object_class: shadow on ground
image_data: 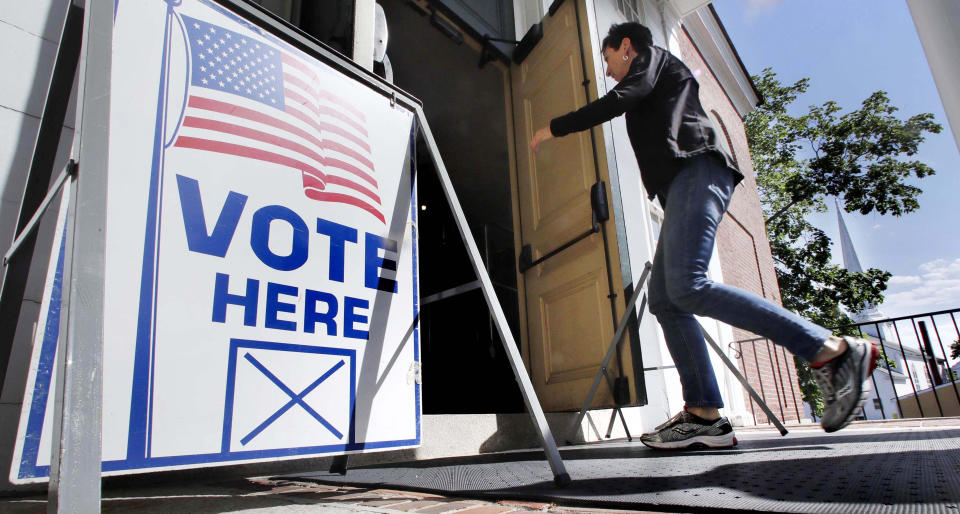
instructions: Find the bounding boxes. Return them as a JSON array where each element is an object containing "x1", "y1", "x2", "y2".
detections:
[{"x1": 291, "y1": 428, "x2": 960, "y2": 512}]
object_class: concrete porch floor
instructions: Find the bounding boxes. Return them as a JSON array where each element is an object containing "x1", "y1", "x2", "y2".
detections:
[{"x1": 2, "y1": 418, "x2": 959, "y2": 513}]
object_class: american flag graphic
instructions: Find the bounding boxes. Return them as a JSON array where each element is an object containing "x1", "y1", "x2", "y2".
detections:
[{"x1": 174, "y1": 15, "x2": 384, "y2": 223}]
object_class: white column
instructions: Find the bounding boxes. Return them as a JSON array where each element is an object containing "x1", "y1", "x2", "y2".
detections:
[
  {"x1": 353, "y1": 0, "x2": 376, "y2": 71},
  {"x1": 906, "y1": 0, "x2": 960, "y2": 151},
  {"x1": 671, "y1": 0, "x2": 712, "y2": 18}
]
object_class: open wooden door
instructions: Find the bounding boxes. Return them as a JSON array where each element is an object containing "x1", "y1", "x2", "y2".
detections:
[{"x1": 510, "y1": 0, "x2": 637, "y2": 412}]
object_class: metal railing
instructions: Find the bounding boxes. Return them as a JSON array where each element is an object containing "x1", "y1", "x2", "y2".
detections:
[
  {"x1": 731, "y1": 308, "x2": 960, "y2": 424},
  {"x1": 728, "y1": 335, "x2": 805, "y2": 425}
]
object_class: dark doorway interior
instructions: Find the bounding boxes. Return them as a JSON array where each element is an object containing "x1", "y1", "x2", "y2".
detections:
[{"x1": 380, "y1": 0, "x2": 524, "y2": 414}]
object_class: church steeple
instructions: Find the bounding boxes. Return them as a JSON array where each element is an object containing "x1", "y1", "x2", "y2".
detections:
[
  {"x1": 836, "y1": 200, "x2": 883, "y2": 321},
  {"x1": 837, "y1": 200, "x2": 863, "y2": 273}
]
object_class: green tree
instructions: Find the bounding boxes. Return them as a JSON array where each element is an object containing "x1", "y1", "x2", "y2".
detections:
[
  {"x1": 951, "y1": 338, "x2": 960, "y2": 360},
  {"x1": 745, "y1": 68, "x2": 942, "y2": 415}
]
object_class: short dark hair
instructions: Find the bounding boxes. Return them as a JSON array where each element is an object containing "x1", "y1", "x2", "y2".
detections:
[{"x1": 601, "y1": 22, "x2": 653, "y2": 52}]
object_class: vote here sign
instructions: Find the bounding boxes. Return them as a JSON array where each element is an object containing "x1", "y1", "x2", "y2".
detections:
[{"x1": 11, "y1": 0, "x2": 420, "y2": 482}]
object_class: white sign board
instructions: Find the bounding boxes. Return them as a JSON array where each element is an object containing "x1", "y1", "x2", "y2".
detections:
[{"x1": 12, "y1": 0, "x2": 421, "y2": 483}]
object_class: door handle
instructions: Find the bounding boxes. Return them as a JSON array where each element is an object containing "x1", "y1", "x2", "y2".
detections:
[{"x1": 519, "y1": 181, "x2": 608, "y2": 273}]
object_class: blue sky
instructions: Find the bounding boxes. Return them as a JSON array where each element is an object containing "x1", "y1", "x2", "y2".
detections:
[{"x1": 713, "y1": 0, "x2": 960, "y2": 319}]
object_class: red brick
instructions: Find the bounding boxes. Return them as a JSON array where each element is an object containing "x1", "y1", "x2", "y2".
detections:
[
  {"x1": 418, "y1": 501, "x2": 490, "y2": 513},
  {"x1": 374, "y1": 489, "x2": 444, "y2": 499},
  {"x1": 457, "y1": 506, "x2": 521, "y2": 514},
  {"x1": 497, "y1": 499, "x2": 554, "y2": 509},
  {"x1": 391, "y1": 500, "x2": 446, "y2": 511}
]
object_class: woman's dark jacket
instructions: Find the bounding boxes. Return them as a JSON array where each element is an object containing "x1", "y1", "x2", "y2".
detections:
[{"x1": 549, "y1": 45, "x2": 743, "y2": 199}]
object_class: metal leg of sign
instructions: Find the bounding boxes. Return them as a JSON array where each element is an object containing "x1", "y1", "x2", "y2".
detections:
[
  {"x1": 565, "y1": 263, "x2": 651, "y2": 445},
  {"x1": 329, "y1": 454, "x2": 348, "y2": 475},
  {"x1": 618, "y1": 408, "x2": 632, "y2": 440},
  {"x1": 414, "y1": 108, "x2": 570, "y2": 487},
  {"x1": 0, "y1": 0, "x2": 83, "y2": 396},
  {"x1": 602, "y1": 407, "x2": 633, "y2": 441},
  {"x1": 603, "y1": 409, "x2": 618, "y2": 438},
  {"x1": 48, "y1": 0, "x2": 113, "y2": 511},
  {"x1": 47, "y1": 174, "x2": 78, "y2": 512},
  {"x1": 698, "y1": 325, "x2": 789, "y2": 436}
]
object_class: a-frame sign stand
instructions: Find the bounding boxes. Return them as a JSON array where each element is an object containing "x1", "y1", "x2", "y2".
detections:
[{"x1": 0, "y1": 1, "x2": 569, "y2": 510}]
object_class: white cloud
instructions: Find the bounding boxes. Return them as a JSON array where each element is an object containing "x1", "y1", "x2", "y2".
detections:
[
  {"x1": 740, "y1": 0, "x2": 783, "y2": 22},
  {"x1": 919, "y1": 258, "x2": 960, "y2": 276},
  {"x1": 872, "y1": 224, "x2": 882, "y2": 230},
  {"x1": 744, "y1": 0, "x2": 783, "y2": 16},
  {"x1": 745, "y1": 0, "x2": 782, "y2": 9},
  {"x1": 888, "y1": 275, "x2": 922, "y2": 286},
  {"x1": 880, "y1": 258, "x2": 960, "y2": 317}
]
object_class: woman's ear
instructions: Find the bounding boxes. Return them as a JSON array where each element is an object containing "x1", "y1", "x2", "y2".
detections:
[{"x1": 620, "y1": 37, "x2": 632, "y2": 53}]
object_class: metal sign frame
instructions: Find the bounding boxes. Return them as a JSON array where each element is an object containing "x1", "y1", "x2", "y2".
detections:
[{"x1": 1, "y1": 0, "x2": 569, "y2": 508}]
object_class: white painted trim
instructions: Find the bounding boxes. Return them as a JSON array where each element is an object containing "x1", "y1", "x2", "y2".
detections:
[
  {"x1": 671, "y1": 0, "x2": 711, "y2": 18},
  {"x1": 907, "y1": 0, "x2": 960, "y2": 151},
  {"x1": 681, "y1": 7, "x2": 759, "y2": 118},
  {"x1": 659, "y1": 0, "x2": 682, "y2": 24}
]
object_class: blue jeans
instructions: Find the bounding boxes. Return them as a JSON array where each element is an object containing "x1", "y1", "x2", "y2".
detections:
[{"x1": 647, "y1": 154, "x2": 830, "y2": 408}]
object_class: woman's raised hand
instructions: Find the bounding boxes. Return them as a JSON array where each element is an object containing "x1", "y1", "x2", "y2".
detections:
[{"x1": 530, "y1": 126, "x2": 554, "y2": 153}]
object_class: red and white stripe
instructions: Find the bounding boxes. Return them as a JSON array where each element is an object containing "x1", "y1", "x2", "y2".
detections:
[{"x1": 173, "y1": 47, "x2": 383, "y2": 222}]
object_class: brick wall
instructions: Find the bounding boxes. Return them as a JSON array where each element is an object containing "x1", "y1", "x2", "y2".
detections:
[{"x1": 676, "y1": 28, "x2": 806, "y2": 424}]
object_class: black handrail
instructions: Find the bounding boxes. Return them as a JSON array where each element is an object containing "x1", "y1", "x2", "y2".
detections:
[{"x1": 730, "y1": 307, "x2": 960, "y2": 423}]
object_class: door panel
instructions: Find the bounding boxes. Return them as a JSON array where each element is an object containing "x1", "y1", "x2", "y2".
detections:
[
  {"x1": 540, "y1": 270, "x2": 607, "y2": 383},
  {"x1": 511, "y1": 0, "x2": 632, "y2": 411}
]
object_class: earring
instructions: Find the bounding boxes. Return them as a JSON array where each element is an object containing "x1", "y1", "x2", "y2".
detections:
[{"x1": 622, "y1": 54, "x2": 629, "y2": 61}]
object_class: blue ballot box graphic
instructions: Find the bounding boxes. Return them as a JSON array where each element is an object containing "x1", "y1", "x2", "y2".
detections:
[{"x1": 222, "y1": 340, "x2": 356, "y2": 454}]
